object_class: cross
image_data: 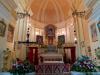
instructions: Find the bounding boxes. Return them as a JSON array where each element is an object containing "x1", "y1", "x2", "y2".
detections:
[{"x1": 18, "y1": 27, "x2": 37, "y2": 46}]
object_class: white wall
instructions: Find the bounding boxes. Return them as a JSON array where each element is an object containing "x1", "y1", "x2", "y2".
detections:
[
  {"x1": 55, "y1": 17, "x2": 74, "y2": 44},
  {"x1": 88, "y1": 1, "x2": 100, "y2": 61},
  {"x1": 0, "y1": 2, "x2": 15, "y2": 71}
]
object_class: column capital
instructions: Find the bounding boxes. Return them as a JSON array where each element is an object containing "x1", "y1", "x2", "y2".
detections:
[
  {"x1": 72, "y1": 10, "x2": 85, "y2": 17},
  {"x1": 17, "y1": 11, "x2": 30, "y2": 19}
]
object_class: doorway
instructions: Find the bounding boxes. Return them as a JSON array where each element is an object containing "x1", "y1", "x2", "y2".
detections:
[{"x1": 64, "y1": 47, "x2": 76, "y2": 64}]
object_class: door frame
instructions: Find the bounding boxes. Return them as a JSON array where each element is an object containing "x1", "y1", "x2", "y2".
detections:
[{"x1": 64, "y1": 46, "x2": 76, "y2": 64}]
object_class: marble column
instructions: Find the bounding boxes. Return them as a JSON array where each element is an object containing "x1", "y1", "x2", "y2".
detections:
[
  {"x1": 72, "y1": 11, "x2": 86, "y2": 56},
  {"x1": 14, "y1": 14, "x2": 28, "y2": 60},
  {"x1": 65, "y1": 23, "x2": 68, "y2": 43}
]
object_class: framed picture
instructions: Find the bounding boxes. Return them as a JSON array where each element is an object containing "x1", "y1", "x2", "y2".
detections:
[
  {"x1": 97, "y1": 21, "x2": 100, "y2": 32},
  {"x1": 58, "y1": 35, "x2": 65, "y2": 45},
  {"x1": 36, "y1": 35, "x2": 43, "y2": 45},
  {"x1": 7, "y1": 25, "x2": 14, "y2": 43},
  {"x1": 45, "y1": 24, "x2": 56, "y2": 38},
  {"x1": 0, "y1": 20, "x2": 6, "y2": 37},
  {"x1": 90, "y1": 23, "x2": 98, "y2": 42}
]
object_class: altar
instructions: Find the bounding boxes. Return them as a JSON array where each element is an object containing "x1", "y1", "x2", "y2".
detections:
[
  {"x1": 40, "y1": 53, "x2": 63, "y2": 63},
  {"x1": 46, "y1": 45, "x2": 57, "y2": 52},
  {"x1": 35, "y1": 63, "x2": 69, "y2": 74}
]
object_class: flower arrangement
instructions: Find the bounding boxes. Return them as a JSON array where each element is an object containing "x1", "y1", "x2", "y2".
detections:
[
  {"x1": 9, "y1": 59, "x2": 35, "y2": 75},
  {"x1": 71, "y1": 55, "x2": 97, "y2": 72}
]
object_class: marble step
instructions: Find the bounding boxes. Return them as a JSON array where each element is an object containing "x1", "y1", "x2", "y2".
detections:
[{"x1": 0, "y1": 72, "x2": 35, "y2": 75}]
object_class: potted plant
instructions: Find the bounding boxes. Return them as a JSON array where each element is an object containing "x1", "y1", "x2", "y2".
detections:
[
  {"x1": 22, "y1": 59, "x2": 35, "y2": 75},
  {"x1": 9, "y1": 63, "x2": 25, "y2": 75},
  {"x1": 71, "y1": 55, "x2": 98, "y2": 75}
]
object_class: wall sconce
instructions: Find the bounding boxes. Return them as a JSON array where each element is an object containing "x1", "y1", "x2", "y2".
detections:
[{"x1": 74, "y1": 37, "x2": 77, "y2": 44}]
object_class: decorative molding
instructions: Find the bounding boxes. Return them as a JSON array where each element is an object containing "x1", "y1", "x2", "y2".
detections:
[
  {"x1": 37, "y1": 0, "x2": 46, "y2": 22},
  {"x1": 87, "y1": 0, "x2": 97, "y2": 8},
  {"x1": 0, "y1": 0, "x2": 17, "y2": 19},
  {"x1": 26, "y1": 0, "x2": 35, "y2": 11},
  {"x1": 85, "y1": 8, "x2": 93, "y2": 19},
  {"x1": 0, "y1": 19, "x2": 6, "y2": 37},
  {"x1": 89, "y1": 1, "x2": 100, "y2": 21},
  {"x1": 84, "y1": 0, "x2": 98, "y2": 19},
  {"x1": 54, "y1": 0, "x2": 65, "y2": 22}
]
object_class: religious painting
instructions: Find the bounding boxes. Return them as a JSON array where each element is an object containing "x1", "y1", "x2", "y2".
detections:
[
  {"x1": 90, "y1": 23, "x2": 98, "y2": 42},
  {"x1": 97, "y1": 20, "x2": 100, "y2": 32},
  {"x1": 36, "y1": 35, "x2": 43, "y2": 45},
  {"x1": 45, "y1": 24, "x2": 56, "y2": 38},
  {"x1": 58, "y1": 35, "x2": 65, "y2": 45},
  {"x1": 7, "y1": 25, "x2": 14, "y2": 43},
  {"x1": 0, "y1": 20, "x2": 6, "y2": 37}
]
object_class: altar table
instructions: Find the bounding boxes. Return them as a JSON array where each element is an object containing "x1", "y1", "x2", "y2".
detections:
[{"x1": 35, "y1": 63, "x2": 69, "y2": 75}]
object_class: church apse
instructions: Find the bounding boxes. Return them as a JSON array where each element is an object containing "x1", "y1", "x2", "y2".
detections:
[{"x1": 45, "y1": 24, "x2": 56, "y2": 45}]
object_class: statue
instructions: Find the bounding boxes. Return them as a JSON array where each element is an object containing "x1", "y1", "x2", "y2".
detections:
[{"x1": 2, "y1": 48, "x2": 12, "y2": 71}]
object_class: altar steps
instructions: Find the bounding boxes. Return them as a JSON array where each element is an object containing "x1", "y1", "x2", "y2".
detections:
[{"x1": 36, "y1": 72, "x2": 71, "y2": 75}]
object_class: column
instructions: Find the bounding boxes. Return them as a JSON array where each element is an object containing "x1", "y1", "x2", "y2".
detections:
[
  {"x1": 72, "y1": 11, "x2": 86, "y2": 56},
  {"x1": 65, "y1": 23, "x2": 68, "y2": 43},
  {"x1": 14, "y1": 15, "x2": 27, "y2": 42},
  {"x1": 14, "y1": 13, "x2": 28, "y2": 60}
]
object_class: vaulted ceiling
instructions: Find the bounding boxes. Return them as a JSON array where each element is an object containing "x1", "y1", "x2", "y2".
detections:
[
  {"x1": 30, "y1": 0, "x2": 72, "y2": 24},
  {"x1": 12, "y1": 0, "x2": 95, "y2": 27}
]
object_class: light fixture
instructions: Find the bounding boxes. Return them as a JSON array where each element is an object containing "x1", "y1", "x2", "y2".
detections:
[
  {"x1": 35, "y1": 32, "x2": 39, "y2": 35},
  {"x1": 74, "y1": 37, "x2": 77, "y2": 41},
  {"x1": 74, "y1": 37, "x2": 77, "y2": 44}
]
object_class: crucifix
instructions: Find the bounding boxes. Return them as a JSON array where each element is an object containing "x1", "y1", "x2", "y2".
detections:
[{"x1": 18, "y1": 27, "x2": 35, "y2": 46}]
